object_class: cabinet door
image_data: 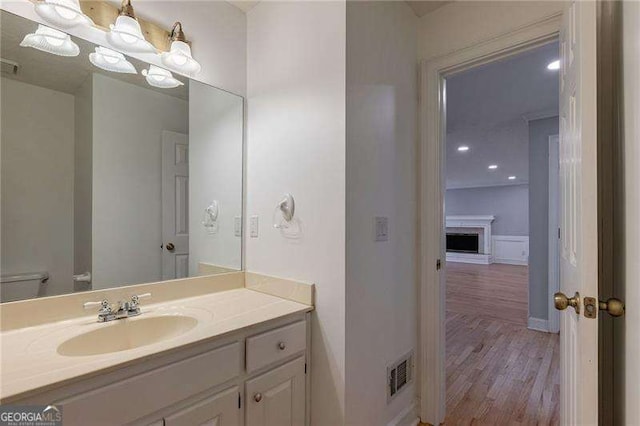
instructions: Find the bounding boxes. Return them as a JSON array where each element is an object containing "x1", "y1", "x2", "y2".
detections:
[
  {"x1": 245, "y1": 357, "x2": 305, "y2": 426},
  {"x1": 164, "y1": 386, "x2": 239, "y2": 426}
]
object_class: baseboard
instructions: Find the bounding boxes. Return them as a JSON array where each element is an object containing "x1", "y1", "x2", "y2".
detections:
[
  {"x1": 387, "y1": 400, "x2": 419, "y2": 426},
  {"x1": 493, "y1": 258, "x2": 528, "y2": 266},
  {"x1": 527, "y1": 316, "x2": 550, "y2": 332},
  {"x1": 446, "y1": 252, "x2": 492, "y2": 264}
]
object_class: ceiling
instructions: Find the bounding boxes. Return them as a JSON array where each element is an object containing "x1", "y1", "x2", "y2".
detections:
[
  {"x1": 446, "y1": 41, "x2": 560, "y2": 189},
  {"x1": 0, "y1": 11, "x2": 188, "y2": 100},
  {"x1": 226, "y1": 1, "x2": 450, "y2": 16}
]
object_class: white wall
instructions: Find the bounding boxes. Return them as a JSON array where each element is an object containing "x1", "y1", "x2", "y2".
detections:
[
  {"x1": 91, "y1": 74, "x2": 188, "y2": 288},
  {"x1": 417, "y1": 1, "x2": 564, "y2": 61},
  {"x1": 0, "y1": 0, "x2": 247, "y2": 96},
  {"x1": 74, "y1": 75, "x2": 93, "y2": 285},
  {"x1": 189, "y1": 81, "x2": 243, "y2": 274},
  {"x1": 246, "y1": 2, "x2": 346, "y2": 424},
  {"x1": 345, "y1": 1, "x2": 418, "y2": 424},
  {"x1": 0, "y1": 78, "x2": 75, "y2": 300}
]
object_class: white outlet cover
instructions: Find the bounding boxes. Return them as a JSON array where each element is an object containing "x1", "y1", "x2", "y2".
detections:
[
  {"x1": 375, "y1": 216, "x2": 389, "y2": 242},
  {"x1": 250, "y1": 215, "x2": 259, "y2": 238}
]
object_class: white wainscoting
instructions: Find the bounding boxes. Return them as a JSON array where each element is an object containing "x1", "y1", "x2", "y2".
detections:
[{"x1": 491, "y1": 235, "x2": 529, "y2": 265}]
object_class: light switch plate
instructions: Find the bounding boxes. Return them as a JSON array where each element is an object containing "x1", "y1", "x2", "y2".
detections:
[
  {"x1": 375, "y1": 216, "x2": 389, "y2": 242},
  {"x1": 234, "y1": 216, "x2": 242, "y2": 237},
  {"x1": 250, "y1": 215, "x2": 259, "y2": 238}
]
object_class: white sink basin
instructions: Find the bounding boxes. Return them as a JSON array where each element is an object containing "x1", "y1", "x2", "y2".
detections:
[{"x1": 57, "y1": 315, "x2": 198, "y2": 357}]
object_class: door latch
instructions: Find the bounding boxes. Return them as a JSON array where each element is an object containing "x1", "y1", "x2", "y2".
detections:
[
  {"x1": 584, "y1": 296, "x2": 625, "y2": 318},
  {"x1": 436, "y1": 259, "x2": 442, "y2": 271}
]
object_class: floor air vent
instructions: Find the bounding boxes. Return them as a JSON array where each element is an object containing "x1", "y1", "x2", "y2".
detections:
[{"x1": 387, "y1": 350, "x2": 413, "y2": 402}]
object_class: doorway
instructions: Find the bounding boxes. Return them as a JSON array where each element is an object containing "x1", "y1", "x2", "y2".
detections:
[{"x1": 417, "y1": 12, "x2": 563, "y2": 424}]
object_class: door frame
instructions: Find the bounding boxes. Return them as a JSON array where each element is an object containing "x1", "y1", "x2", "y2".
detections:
[
  {"x1": 548, "y1": 135, "x2": 560, "y2": 334},
  {"x1": 418, "y1": 14, "x2": 562, "y2": 424}
]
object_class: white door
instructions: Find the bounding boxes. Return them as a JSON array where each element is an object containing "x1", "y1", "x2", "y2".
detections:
[
  {"x1": 162, "y1": 130, "x2": 189, "y2": 280},
  {"x1": 558, "y1": 1, "x2": 598, "y2": 424},
  {"x1": 245, "y1": 357, "x2": 306, "y2": 426}
]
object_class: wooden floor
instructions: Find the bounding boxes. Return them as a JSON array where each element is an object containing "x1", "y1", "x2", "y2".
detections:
[{"x1": 444, "y1": 262, "x2": 559, "y2": 425}]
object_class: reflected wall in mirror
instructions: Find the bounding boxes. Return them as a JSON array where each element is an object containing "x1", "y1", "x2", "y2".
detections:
[{"x1": 0, "y1": 11, "x2": 244, "y2": 302}]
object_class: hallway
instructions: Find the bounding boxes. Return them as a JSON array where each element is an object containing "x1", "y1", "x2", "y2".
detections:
[{"x1": 444, "y1": 263, "x2": 559, "y2": 425}]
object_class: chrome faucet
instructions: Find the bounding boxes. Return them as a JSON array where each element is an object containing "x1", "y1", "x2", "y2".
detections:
[{"x1": 84, "y1": 293, "x2": 151, "y2": 322}]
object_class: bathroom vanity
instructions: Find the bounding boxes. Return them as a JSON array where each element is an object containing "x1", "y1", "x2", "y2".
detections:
[{"x1": 0, "y1": 273, "x2": 314, "y2": 426}]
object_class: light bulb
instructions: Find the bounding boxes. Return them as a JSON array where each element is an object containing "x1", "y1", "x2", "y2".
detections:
[
  {"x1": 89, "y1": 46, "x2": 137, "y2": 74},
  {"x1": 34, "y1": 0, "x2": 93, "y2": 28},
  {"x1": 20, "y1": 25, "x2": 79, "y2": 57},
  {"x1": 142, "y1": 65, "x2": 184, "y2": 89}
]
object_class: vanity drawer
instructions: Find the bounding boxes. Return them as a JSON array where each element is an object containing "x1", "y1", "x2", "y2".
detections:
[
  {"x1": 58, "y1": 342, "x2": 240, "y2": 426},
  {"x1": 246, "y1": 321, "x2": 306, "y2": 373}
]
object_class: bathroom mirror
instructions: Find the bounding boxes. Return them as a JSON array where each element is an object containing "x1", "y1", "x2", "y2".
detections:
[{"x1": 0, "y1": 10, "x2": 244, "y2": 302}]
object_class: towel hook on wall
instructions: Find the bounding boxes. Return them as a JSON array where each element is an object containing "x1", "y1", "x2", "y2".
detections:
[{"x1": 273, "y1": 193, "x2": 295, "y2": 229}]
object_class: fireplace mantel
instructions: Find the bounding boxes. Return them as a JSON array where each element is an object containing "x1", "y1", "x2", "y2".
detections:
[{"x1": 446, "y1": 215, "x2": 495, "y2": 264}]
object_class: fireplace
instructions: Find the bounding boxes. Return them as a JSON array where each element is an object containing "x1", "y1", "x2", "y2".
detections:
[{"x1": 446, "y1": 233, "x2": 479, "y2": 254}]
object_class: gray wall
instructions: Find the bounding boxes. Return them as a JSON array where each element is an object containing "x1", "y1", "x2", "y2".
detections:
[
  {"x1": 445, "y1": 184, "x2": 529, "y2": 235},
  {"x1": 528, "y1": 116, "x2": 559, "y2": 321}
]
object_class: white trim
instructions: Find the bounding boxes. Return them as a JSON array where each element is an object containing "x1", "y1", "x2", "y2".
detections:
[
  {"x1": 386, "y1": 400, "x2": 420, "y2": 426},
  {"x1": 418, "y1": 13, "x2": 562, "y2": 425},
  {"x1": 446, "y1": 252, "x2": 492, "y2": 264},
  {"x1": 521, "y1": 107, "x2": 560, "y2": 123},
  {"x1": 491, "y1": 235, "x2": 529, "y2": 265},
  {"x1": 548, "y1": 135, "x2": 560, "y2": 333},
  {"x1": 528, "y1": 316, "x2": 550, "y2": 333}
]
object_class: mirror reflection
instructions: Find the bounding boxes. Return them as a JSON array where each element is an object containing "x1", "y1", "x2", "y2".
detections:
[{"x1": 0, "y1": 11, "x2": 244, "y2": 302}]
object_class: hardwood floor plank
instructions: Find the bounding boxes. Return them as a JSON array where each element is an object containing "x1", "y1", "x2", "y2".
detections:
[{"x1": 444, "y1": 262, "x2": 560, "y2": 425}]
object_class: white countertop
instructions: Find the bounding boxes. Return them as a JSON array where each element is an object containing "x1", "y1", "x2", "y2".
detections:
[{"x1": 0, "y1": 288, "x2": 312, "y2": 402}]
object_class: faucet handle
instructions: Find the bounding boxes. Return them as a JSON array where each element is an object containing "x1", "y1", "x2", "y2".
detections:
[
  {"x1": 83, "y1": 299, "x2": 112, "y2": 313},
  {"x1": 130, "y1": 293, "x2": 151, "y2": 308}
]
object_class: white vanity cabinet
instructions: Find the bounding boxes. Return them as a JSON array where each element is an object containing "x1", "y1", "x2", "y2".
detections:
[
  {"x1": 245, "y1": 357, "x2": 306, "y2": 426},
  {"x1": 10, "y1": 313, "x2": 310, "y2": 426}
]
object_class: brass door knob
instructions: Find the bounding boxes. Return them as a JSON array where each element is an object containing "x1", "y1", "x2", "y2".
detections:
[
  {"x1": 278, "y1": 342, "x2": 286, "y2": 351},
  {"x1": 599, "y1": 298, "x2": 625, "y2": 317},
  {"x1": 554, "y1": 291, "x2": 580, "y2": 314},
  {"x1": 254, "y1": 393, "x2": 262, "y2": 402},
  {"x1": 166, "y1": 243, "x2": 175, "y2": 251}
]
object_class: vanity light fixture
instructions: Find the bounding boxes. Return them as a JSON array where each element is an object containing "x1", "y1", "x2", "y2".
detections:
[
  {"x1": 34, "y1": 0, "x2": 93, "y2": 28},
  {"x1": 488, "y1": 164, "x2": 498, "y2": 170},
  {"x1": 547, "y1": 59, "x2": 560, "y2": 71},
  {"x1": 20, "y1": 25, "x2": 79, "y2": 57},
  {"x1": 457, "y1": 145, "x2": 469, "y2": 152},
  {"x1": 508, "y1": 176, "x2": 516, "y2": 180},
  {"x1": 160, "y1": 22, "x2": 201, "y2": 76},
  {"x1": 107, "y1": 0, "x2": 156, "y2": 54},
  {"x1": 142, "y1": 65, "x2": 184, "y2": 89},
  {"x1": 89, "y1": 46, "x2": 137, "y2": 74}
]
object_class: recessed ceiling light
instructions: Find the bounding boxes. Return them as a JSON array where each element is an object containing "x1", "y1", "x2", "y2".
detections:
[
  {"x1": 508, "y1": 176, "x2": 516, "y2": 180},
  {"x1": 457, "y1": 146, "x2": 469, "y2": 152},
  {"x1": 547, "y1": 59, "x2": 560, "y2": 70},
  {"x1": 488, "y1": 164, "x2": 498, "y2": 170}
]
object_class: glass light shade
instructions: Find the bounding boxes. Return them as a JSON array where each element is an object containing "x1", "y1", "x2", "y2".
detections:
[
  {"x1": 34, "y1": 0, "x2": 93, "y2": 28},
  {"x1": 89, "y1": 46, "x2": 137, "y2": 74},
  {"x1": 20, "y1": 25, "x2": 79, "y2": 57},
  {"x1": 160, "y1": 40, "x2": 201, "y2": 76},
  {"x1": 107, "y1": 15, "x2": 156, "y2": 54},
  {"x1": 141, "y1": 65, "x2": 184, "y2": 89}
]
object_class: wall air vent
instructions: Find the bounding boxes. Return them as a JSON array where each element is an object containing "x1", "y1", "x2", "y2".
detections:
[{"x1": 387, "y1": 350, "x2": 414, "y2": 402}]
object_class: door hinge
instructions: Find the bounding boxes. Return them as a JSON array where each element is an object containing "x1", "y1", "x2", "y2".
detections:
[
  {"x1": 304, "y1": 363, "x2": 307, "y2": 374},
  {"x1": 238, "y1": 392, "x2": 242, "y2": 409},
  {"x1": 436, "y1": 259, "x2": 442, "y2": 270},
  {"x1": 558, "y1": 227, "x2": 561, "y2": 239}
]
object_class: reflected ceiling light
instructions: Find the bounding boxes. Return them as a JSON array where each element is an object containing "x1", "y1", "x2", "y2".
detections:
[
  {"x1": 547, "y1": 59, "x2": 560, "y2": 70},
  {"x1": 457, "y1": 145, "x2": 469, "y2": 152},
  {"x1": 107, "y1": 0, "x2": 156, "y2": 54},
  {"x1": 488, "y1": 164, "x2": 498, "y2": 170},
  {"x1": 20, "y1": 25, "x2": 79, "y2": 57},
  {"x1": 89, "y1": 46, "x2": 137, "y2": 74},
  {"x1": 160, "y1": 22, "x2": 202, "y2": 76},
  {"x1": 34, "y1": 0, "x2": 93, "y2": 28},
  {"x1": 142, "y1": 65, "x2": 184, "y2": 89},
  {"x1": 508, "y1": 176, "x2": 516, "y2": 180}
]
